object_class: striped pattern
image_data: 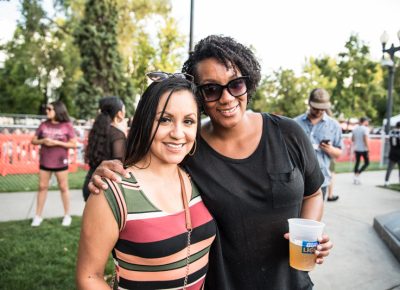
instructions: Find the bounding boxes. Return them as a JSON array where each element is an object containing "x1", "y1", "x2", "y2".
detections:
[{"x1": 103, "y1": 173, "x2": 216, "y2": 290}]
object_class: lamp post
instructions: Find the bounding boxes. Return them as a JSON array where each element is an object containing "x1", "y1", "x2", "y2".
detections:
[
  {"x1": 380, "y1": 30, "x2": 400, "y2": 134},
  {"x1": 189, "y1": 0, "x2": 194, "y2": 53}
]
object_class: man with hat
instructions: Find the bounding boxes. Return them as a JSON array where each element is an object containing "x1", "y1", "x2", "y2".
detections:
[
  {"x1": 294, "y1": 88, "x2": 343, "y2": 201},
  {"x1": 352, "y1": 116, "x2": 370, "y2": 184}
]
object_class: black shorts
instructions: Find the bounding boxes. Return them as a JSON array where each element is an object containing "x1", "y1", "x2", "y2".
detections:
[{"x1": 39, "y1": 165, "x2": 69, "y2": 172}]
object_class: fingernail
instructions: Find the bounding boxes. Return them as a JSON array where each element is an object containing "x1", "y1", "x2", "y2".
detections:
[
  {"x1": 314, "y1": 250, "x2": 320, "y2": 256},
  {"x1": 114, "y1": 176, "x2": 122, "y2": 183},
  {"x1": 317, "y1": 245, "x2": 322, "y2": 250},
  {"x1": 125, "y1": 173, "x2": 130, "y2": 178},
  {"x1": 94, "y1": 189, "x2": 99, "y2": 193},
  {"x1": 102, "y1": 184, "x2": 108, "y2": 189}
]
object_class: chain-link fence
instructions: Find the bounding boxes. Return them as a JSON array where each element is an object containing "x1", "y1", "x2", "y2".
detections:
[
  {"x1": 0, "y1": 114, "x2": 386, "y2": 193},
  {"x1": 0, "y1": 115, "x2": 90, "y2": 192}
]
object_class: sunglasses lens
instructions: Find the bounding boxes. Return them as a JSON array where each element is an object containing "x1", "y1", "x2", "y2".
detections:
[
  {"x1": 227, "y1": 78, "x2": 247, "y2": 97},
  {"x1": 147, "y1": 72, "x2": 169, "y2": 82},
  {"x1": 200, "y1": 84, "x2": 222, "y2": 102}
]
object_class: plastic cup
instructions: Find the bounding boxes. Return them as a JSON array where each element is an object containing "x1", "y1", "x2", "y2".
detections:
[{"x1": 288, "y1": 218, "x2": 325, "y2": 271}]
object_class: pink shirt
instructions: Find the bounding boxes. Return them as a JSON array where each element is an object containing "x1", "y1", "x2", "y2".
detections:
[{"x1": 35, "y1": 121, "x2": 75, "y2": 169}]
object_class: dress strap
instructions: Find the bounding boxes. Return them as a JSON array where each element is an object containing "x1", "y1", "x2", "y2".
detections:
[{"x1": 178, "y1": 169, "x2": 192, "y2": 231}]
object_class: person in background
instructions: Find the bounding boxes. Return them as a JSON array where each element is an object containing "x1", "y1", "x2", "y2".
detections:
[
  {"x1": 82, "y1": 96, "x2": 127, "y2": 201},
  {"x1": 325, "y1": 109, "x2": 339, "y2": 201},
  {"x1": 89, "y1": 35, "x2": 332, "y2": 290},
  {"x1": 76, "y1": 74, "x2": 216, "y2": 290},
  {"x1": 384, "y1": 121, "x2": 400, "y2": 186},
  {"x1": 352, "y1": 117, "x2": 370, "y2": 185},
  {"x1": 295, "y1": 88, "x2": 343, "y2": 201},
  {"x1": 31, "y1": 100, "x2": 77, "y2": 227}
]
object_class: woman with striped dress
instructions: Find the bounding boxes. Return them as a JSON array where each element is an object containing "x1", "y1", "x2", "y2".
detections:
[{"x1": 76, "y1": 73, "x2": 216, "y2": 290}]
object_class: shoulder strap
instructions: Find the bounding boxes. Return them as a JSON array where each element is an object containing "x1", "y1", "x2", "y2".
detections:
[{"x1": 103, "y1": 177, "x2": 128, "y2": 232}]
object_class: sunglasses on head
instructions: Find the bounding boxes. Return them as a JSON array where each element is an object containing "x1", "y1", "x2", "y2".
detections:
[
  {"x1": 197, "y1": 76, "x2": 249, "y2": 102},
  {"x1": 146, "y1": 71, "x2": 194, "y2": 83}
]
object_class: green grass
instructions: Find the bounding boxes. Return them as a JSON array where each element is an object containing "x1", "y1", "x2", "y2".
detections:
[
  {"x1": 0, "y1": 169, "x2": 88, "y2": 193},
  {"x1": 0, "y1": 216, "x2": 113, "y2": 290},
  {"x1": 334, "y1": 161, "x2": 384, "y2": 173},
  {"x1": 377, "y1": 183, "x2": 400, "y2": 191}
]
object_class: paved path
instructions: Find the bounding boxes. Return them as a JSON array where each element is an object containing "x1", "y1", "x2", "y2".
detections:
[
  {"x1": 0, "y1": 170, "x2": 399, "y2": 289},
  {"x1": 310, "y1": 171, "x2": 400, "y2": 290}
]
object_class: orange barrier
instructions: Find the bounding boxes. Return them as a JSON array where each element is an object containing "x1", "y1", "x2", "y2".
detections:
[
  {"x1": 0, "y1": 133, "x2": 383, "y2": 176},
  {"x1": 336, "y1": 138, "x2": 381, "y2": 162},
  {"x1": 0, "y1": 134, "x2": 79, "y2": 176}
]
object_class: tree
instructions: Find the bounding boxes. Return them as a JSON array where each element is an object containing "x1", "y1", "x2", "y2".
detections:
[
  {"x1": 74, "y1": 0, "x2": 133, "y2": 118},
  {"x1": 0, "y1": 0, "x2": 81, "y2": 115},
  {"x1": 116, "y1": 0, "x2": 185, "y2": 108},
  {"x1": 327, "y1": 35, "x2": 385, "y2": 123},
  {"x1": 250, "y1": 68, "x2": 314, "y2": 117},
  {"x1": 73, "y1": 0, "x2": 185, "y2": 118}
]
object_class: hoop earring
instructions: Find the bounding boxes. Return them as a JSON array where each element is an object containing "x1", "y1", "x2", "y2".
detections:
[{"x1": 188, "y1": 140, "x2": 197, "y2": 156}]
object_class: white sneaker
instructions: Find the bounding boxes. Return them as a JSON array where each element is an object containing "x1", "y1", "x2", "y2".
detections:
[
  {"x1": 384, "y1": 181, "x2": 389, "y2": 187},
  {"x1": 31, "y1": 215, "x2": 43, "y2": 227},
  {"x1": 62, "y1": 215, "x2": 72, "y2": 227},
  {"x1": 353, "y1": 175, "x2": 361, "y2": 185}
]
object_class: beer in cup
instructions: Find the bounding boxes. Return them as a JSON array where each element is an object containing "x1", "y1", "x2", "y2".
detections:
[{"x1": 288, "y1": 218, "x2": 325, "y2": 271}]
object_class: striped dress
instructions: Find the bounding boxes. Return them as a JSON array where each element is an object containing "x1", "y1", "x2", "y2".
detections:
[{"x1": 103, "y1": 172, "x2": 216, "y2": 290}]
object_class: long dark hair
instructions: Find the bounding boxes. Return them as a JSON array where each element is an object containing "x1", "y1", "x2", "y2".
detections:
[
  {"x1": 124, "y1": 77, "x2": 199, "y2": 167},
  {"x1": 50, "y1": 100, "x2": 70, "y2": 122},
  {"x1": 86, "y1": 96, "x2": 124, "y2": 168},
  {"x1": 182, "y1": 35, "x2": 261, "y2": 102}
]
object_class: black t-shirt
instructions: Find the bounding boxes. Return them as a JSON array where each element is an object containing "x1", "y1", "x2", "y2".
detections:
[
  {"x1": 389, "y1": 128, "x2": 400, "y2": 161},
  {"x1": 185, "y1": 113, "x2": 324, "y2": 290},
  {"x1": 88, "y1": 125, "x2": 126, "y2": 169}
]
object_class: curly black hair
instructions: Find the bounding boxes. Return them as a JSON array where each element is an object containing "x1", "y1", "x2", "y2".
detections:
[{"x1": 182, "y1": 35, "x2": 261, "y2": 101}]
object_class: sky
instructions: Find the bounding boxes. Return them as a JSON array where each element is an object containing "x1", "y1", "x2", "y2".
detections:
[{"x1": 1, "y1": 0, "x2": 400, "y2": 74}]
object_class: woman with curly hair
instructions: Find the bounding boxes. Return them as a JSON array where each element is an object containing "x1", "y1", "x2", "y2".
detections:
[
  {"x1": 90, "y1": 35, "x2": 332, "y2": 289},
  {"x1": 31, "y1": 100, "x2": 77, "y2": 227},
  {"x1": 82, "y1": 96, "x2": 127, "y2": 201}
]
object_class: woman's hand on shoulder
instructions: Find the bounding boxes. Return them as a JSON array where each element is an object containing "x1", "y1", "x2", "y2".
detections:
[{"x1": 89, "y1": 160, "x2": 129, "y2": 194}]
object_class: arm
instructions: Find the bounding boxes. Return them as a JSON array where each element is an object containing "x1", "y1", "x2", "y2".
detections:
[
  {"x1": 32, "y1": 124, "x2": 43, "y2": 145},
  {"x1": 89, "y1": 160, "x2": 129, "y2": 194},
  {"x1": 76, "y1": 190, "x2": 119, "y2": 289},
  {"x1": 300, "y1": 189, "x2": 323, "y2": 221},
  {"x1": 31, "y1": 135, "x2": 44, "y2": 145},
  {"x1": 42, "y1": 137, "x2": 77, "y2": 148},
  {"x1": 320, "y1": 142, "x2": 342, "y2": 159},
  {"x1": 363, "y1": 133, "x2": 369, "y2": 151},
  {"x1": 320, "y1": 123, "x2": 343, "y2": 159}
]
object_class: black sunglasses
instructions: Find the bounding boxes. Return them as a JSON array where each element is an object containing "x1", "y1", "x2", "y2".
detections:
[
  {"x1": 146, "y1": 71, "x2": 194, "y2": 83},
  {"x1": 197, "y1": 76, "x2": 250, "y2": 102},
  {"x1": 310, "y1": 106, "x2": 326, "y2": 112}
]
